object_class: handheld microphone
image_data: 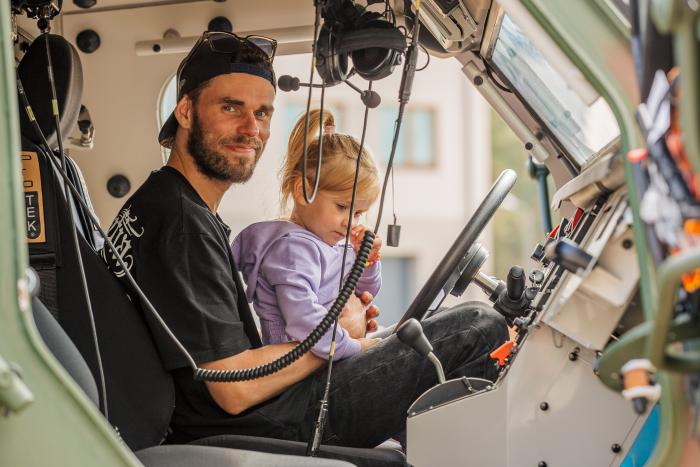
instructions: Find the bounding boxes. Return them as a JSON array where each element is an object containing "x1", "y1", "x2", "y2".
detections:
[{"x1": 277, "y1": 75, "x2": 381, "y2": 109}]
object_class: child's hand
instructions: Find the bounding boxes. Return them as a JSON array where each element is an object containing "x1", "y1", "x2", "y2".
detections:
[{"x1": 350, "y1": 225, "x2": 382, "y2": 263}]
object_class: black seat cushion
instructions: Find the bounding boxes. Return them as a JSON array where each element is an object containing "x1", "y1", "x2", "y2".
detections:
[
  {"x1": 31, "y1": 297, "x2": 99, "y2": 406},
  {"x1": 191, "y1": 435, "x2": 408, "y2": 467},
  {"x1": 136, "y1": 444, "x2": 355, "y2": 467}
]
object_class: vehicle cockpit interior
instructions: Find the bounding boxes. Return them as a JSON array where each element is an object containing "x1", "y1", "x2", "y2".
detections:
[{"x1": 2, "y1": 0, "x2": 700, "y2": 466}]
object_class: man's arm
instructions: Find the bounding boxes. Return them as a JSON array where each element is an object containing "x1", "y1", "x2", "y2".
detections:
[
  {"x1": 201, "y1": 342, "x2": 324, "y2": 415},
  {"x1": 202, "y1": 292, "x2": 380, "y2": 415}
]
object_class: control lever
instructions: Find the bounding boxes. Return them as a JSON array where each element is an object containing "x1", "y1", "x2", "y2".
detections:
[
  {"x1": 507, "y1": 266, "x2": 525, "y2": 300},
  {"x1": 545, "y1": 238, "x2": 594, "y2": 274},
  {"x1": 397, "y1": 319, "x2": 446, "y2": 384},
  {"x1": 494, "y1": 266, "x2": 533, "y2": 323}
]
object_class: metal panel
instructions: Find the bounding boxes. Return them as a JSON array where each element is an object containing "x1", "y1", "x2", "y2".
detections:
[
  {"x1": 542, "y1": 192, "x2": 639, "y2": 350},
  {"x1": 407, "y1": 325, "x2": 646, "y2": 467}
]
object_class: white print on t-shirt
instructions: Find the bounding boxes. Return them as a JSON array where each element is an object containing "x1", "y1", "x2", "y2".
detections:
[{"x1": 102, "y1": 205, "x2": 144, "y2": 277}]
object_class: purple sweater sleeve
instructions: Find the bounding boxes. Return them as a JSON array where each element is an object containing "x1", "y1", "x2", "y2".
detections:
[
  {"x1": 355, "y1": 260, "x2": 382, "y2": 298},
  {"x1": 260, "y1": 237, "x2": 361, "y2": 360}
]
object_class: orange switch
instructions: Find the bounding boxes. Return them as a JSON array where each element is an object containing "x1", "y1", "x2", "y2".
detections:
[
  {"x1": 490, "y1": 340, "x2": 516, "y2": 367},
  {"x1": 627, "y1": 148, "x2": 648, "y2": 163}
]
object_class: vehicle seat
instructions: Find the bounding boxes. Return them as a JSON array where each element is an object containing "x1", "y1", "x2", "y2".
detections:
[
  {"x1": 19, "y1": 33, "x2": 407, "y2": 467},
  {"x1": 20, "y1": 33, "x2": 176, "y2": 451},
  {"x1": 30, "y1": 296, "x2": 353, "y2": 467}
]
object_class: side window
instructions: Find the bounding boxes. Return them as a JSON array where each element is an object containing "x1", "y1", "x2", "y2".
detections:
[
  {"x1": 157, "y1": 74, "x2": 177, "y2": 162},
  {"x1": 372, "y1": 256, "x2": 416, "y2": 327},
  {"x1": 377, "y1": 106, "x2": 437, "y2": 168}
]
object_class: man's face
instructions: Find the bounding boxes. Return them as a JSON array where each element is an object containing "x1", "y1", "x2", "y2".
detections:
[{"x1": 185, "y1": 73, "x2": 275, "y2": 183}]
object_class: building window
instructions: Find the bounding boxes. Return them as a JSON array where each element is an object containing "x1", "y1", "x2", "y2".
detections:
[
  {"x1": 377, "y1": 107, "x2": 437, "y2": 168},
  {"x1": 373, "y1": 256, "x2": 415, "y2": 327},
  {"x1": 281, "y1": 102, "x2": 345, "y2": 137}
]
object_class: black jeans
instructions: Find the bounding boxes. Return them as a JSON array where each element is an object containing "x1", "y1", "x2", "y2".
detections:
[{"x1": 277, "y1": 301, "x2": 508, "y2": 448}]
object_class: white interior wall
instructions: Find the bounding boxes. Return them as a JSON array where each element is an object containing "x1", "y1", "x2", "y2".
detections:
[{"x1": 18, "y1": 0, "x2": 494, "y2": 306}]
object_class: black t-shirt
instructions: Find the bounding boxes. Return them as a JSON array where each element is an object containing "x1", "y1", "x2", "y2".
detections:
[{"x1": 103, "y1": 166, "x2": 287, "y2": 442}]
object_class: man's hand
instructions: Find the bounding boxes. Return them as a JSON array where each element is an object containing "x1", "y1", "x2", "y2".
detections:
[
  {"x1": 358, "y1": 337, "x2": 382, "y2": 350},
  {"x1": 360, "y1": 291, "x2": 380, "y2": 333},
  {"x1": 350, "y1": 225, "x2": 382, "y2": 262},
  {"x1": 339, "y1": 291, "x2": 381, "y2": 338}
]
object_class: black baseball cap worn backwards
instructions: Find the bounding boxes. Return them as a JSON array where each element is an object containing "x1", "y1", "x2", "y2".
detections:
[{"x1": 158, "y1": 31, "x2": 278, "y2": 148}]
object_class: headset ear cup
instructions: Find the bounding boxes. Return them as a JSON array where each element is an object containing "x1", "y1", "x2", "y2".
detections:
[
  {"x1": 315, "y1": 24, "x2": 349, "y2": 86},
  {"x1": 351, "y1": 47, "x2": 400, "y2": 81},
  {"x1": 340, "y1": 23, "x2": 406, "y2": 81}
]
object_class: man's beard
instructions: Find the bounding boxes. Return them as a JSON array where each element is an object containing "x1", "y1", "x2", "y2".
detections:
[{"x1": 187, "y1": 111, "x2": 263, "y2": 183}]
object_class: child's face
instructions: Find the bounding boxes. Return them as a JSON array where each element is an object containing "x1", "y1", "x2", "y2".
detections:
[{"x1": 294, "y1": 190, "x2": 373, "y2": 246}]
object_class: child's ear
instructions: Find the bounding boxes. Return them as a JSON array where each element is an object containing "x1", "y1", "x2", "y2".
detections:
[{"x1": 292, "y1": 177, "x2": 307, "y2": 206}]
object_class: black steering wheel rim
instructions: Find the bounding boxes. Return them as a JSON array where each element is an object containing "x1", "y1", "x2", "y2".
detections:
[{"x1": 394, "y1": 169, "x2": 517, "y2": 330}]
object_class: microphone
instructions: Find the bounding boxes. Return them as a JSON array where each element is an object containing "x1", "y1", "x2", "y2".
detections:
[
  {"x1": 343, "y1": 79, "x2": 381, "y2": 109},
  {"x1": 278, "y1": 75, "x2": 324, "y2": 92},
  {"x1": 277, "y1": 75, "x2": 381, "y2": 109}
]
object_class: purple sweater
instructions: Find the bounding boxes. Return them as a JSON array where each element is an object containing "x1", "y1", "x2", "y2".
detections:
[{"x1": 231, "y1": 220, "x2": 382, "y2": 360}]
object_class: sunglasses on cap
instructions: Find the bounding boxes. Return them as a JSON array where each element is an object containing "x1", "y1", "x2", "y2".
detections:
[{"x1": 189, "y1": 31, "x2": 277, "y2": 64}]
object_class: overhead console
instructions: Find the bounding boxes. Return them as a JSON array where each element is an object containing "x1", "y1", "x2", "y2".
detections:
[{"x1": 405, "y1": 0, "x2": 492, "y2": 56}]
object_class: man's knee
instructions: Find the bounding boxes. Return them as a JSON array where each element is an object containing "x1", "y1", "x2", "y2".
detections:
[{"x1": 425, "y1": 301, "x2": 507, "y2": 348}]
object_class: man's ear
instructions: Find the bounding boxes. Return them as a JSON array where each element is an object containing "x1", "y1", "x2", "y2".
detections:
[{"x1": 174, "y1": 95, "x2": 194, "y2": 130}]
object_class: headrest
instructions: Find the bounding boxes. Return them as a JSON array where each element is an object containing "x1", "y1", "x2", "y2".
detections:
[{"x1": 18, "y1": 34, "x2": 83, "y2": 150}]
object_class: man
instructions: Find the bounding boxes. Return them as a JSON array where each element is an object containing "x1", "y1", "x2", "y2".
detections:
[{"x1": 104, "y1": 31, "x2": 507, "y2": 449}]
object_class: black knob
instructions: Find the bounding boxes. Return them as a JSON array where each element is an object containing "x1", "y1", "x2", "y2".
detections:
[
  {"x1": 549, "y1": 238, "x2": 593, "y2": 273},
  {"x1": 208, "y1": 16, "x2": 233, "y2": 33},
  {"x1": 529, "y1": 270, "x2": 545, "y2": 285},
  {"x1": 507, "y1": 266, "x2": 525, "y2": 300},
  {"x1": 76, "y1": 29, "x2": 101, "y2": 54},
  {"x1": 531, "y1": 243, "x2": 545, "y2": 262},
  {"x1": 73, "y1": 0, "x2": 96, "y2": 8},
  {"x1": 397, "y1": 319, "x2": 433, "y2": 358},
  {"x1": 107, "y1": 175, "x2": 130, "y2": 198}
]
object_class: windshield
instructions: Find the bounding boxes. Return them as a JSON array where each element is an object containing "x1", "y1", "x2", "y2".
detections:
[{"x1": 491, "y1": 15, "x2": 619, "y2": 164}]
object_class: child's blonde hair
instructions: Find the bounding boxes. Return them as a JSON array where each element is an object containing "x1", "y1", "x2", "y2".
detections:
[{"x1": 281, "y1": 109, "x2": 381, "y2": 210}]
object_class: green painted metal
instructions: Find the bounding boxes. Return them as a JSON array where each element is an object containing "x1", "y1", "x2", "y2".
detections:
[
  {"x1": 0, "y1": 2, "x2": 140, "y2": 466},
  {"x1": 0, "y1": 354, "x2": 35, "y2": 413},
  {"x1": 518, "y1": 2, "x2": 693, "y2": 466},
  {"x1": 645, "y1": 372, "x2": 687, "y2": 467},
  {"x1": 598, "y1": 315, "x2": 700, "y2": 391},
  {"x1": 647, "y1": 247, "x2": 700, "y2": 368}
]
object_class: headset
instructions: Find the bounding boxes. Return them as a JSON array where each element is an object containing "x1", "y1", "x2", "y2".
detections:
[{"x1": 315, "y1": 3, "x2": 406, "y2": 86}]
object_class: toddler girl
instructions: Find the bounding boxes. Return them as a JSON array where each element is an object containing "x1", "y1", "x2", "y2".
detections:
[{"x1": 232, "y1": 109, "x2": 383, "y2": 360}]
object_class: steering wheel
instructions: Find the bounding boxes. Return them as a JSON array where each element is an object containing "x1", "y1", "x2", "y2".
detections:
[{"x1": 394, "y1": 169, "x2": 517, "y2": 331}]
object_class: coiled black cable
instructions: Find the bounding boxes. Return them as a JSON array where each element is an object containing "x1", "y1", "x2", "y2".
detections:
[{"x1": 193, "y1": 230, "x2": 374, "y2": 382}]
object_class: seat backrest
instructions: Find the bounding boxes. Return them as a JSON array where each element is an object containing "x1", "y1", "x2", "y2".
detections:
[
  {"x1": 32, "y1": 296, "x2": 100, "y2": 407},
  {"x1": 19, "y1": 34, "x2": 176, "y2": 451}
]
